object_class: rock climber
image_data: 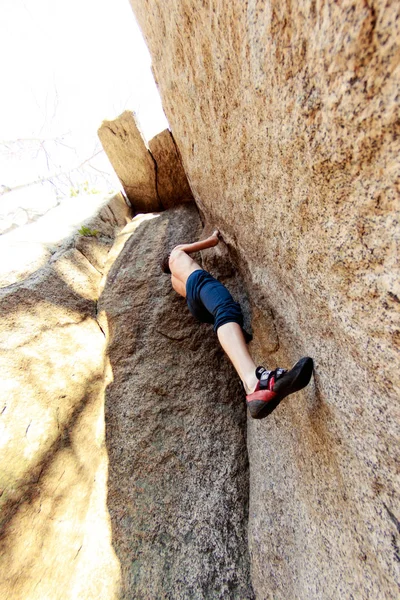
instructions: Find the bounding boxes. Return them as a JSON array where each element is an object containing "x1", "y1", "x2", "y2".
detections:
[{"x1": 161, "y1": 229, "x2": 313, "y2": 419}]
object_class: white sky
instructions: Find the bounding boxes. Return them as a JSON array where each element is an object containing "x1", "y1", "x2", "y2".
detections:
[
  {"x1": 0, "y1": 0, "x2": 169, "y2": 233},
  {"x1": 0, "y1": 0, "x2": 168, "y2": 142}
]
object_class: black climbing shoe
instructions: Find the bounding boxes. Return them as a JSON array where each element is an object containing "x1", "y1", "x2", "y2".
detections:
[{"x1": 246, "y1": 357, "x2": 314, "y2": 419}]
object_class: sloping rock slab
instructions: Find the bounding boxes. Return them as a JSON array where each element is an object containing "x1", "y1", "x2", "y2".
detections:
[
  {"x1": 0, "y1": 193, "x2": 131, "y2": 600},
  {"x1": 100, "y1": 203, "x2": 254, "y2": 599}
]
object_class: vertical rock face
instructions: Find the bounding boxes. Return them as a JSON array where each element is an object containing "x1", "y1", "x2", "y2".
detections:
[
  {"x1": 98, "y1": 111, "x2": 161, "y2": 213},
  {"x1": 0, "y1": 194, "x2": 131, "y2": 600},
  {"x1": 129, "y1": 2, "x2": 400, "y2": 598},
  {"x1": 99, "y1": 204, "x2": 254, "y2": 599},
  {"x1": 149, "y1": 128, "x2": 194, "y2": 208}
]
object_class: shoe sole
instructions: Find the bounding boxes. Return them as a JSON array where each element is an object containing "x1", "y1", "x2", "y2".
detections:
[{"x1": 247, "y1": 357, "x2": 314, "y2": 420}]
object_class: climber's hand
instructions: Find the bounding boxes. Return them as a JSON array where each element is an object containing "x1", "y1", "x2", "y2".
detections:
[{"x1": 212, "y1": 229, "x2": 220, "y2": 239}]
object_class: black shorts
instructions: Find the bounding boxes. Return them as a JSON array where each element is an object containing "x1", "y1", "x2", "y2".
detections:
[{"x1": 185, "y1": 270, "x2": 244, "y2": 332}]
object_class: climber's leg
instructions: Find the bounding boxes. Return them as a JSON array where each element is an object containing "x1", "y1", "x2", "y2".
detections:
[
  {"x1": 186, "y1": 270, "x2": 257, "y2": 392},
  {"x1": 217, "y1": 321, "x2": 314, "y2": 418},
  {"x1": 216, "y1": 322, "x2": 258, "y2": 393},
  {"x1": 185, "y1": 269, "x2": 314, "y2": 419}
]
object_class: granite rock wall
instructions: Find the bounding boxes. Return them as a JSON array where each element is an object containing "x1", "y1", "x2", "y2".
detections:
[{"x1": 129, "y1": 1, "x2": 400, "y2": 598}]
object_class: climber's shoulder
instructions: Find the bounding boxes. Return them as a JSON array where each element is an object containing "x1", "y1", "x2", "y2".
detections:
[{"x1": 169, "y1": 246, "x2": 201, "y2": 280}]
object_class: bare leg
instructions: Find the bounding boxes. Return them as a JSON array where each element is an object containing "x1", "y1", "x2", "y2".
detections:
[{"x1": 217, "y1": 322, "x2": 258, "y2": 394}]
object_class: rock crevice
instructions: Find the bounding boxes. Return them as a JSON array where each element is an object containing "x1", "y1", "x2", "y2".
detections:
[{"x1": 99, "y1": 203, "x2": 254, "y2": 599}]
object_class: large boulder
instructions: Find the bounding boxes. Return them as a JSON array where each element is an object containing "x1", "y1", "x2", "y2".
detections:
[
  {"x1": 0, "y1": 194, "x2": 131, "y2": 599},
  {"x1": 99, "y1": 203, "x2": 254, "y2": 599},
  {"x1": 129, "y1": 2, "x2": 400, "y2": 598},
  {"x1": 149, "y1": 128, "x2": 194, "y2": 208},
  {"x1": 98, "y1": 112, "x2": 194, "y2": 213},
  {"x1": 98, "y1": 111, "x2": 161, "y2": 213},
  {"x1": 0, "y1": 194, "x2": 254, "y2": 599}
]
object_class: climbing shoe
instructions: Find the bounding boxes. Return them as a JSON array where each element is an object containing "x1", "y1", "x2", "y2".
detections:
[{"x1": 246, "y1": 357, "x2": 314, "y2": 419}]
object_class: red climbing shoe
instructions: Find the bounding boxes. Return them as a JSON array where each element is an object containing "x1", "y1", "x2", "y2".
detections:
[{"x1": 246, "y1": 357, "x2": 314, "y2": 419}]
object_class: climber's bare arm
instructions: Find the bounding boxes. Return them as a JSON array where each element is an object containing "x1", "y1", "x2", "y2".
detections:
[
  {"x1": 169, "y1": 231, "x2": 220, "y2": 294},
  {"x1": 173, "y1": 230, "x2": 220, "y2": 255}
]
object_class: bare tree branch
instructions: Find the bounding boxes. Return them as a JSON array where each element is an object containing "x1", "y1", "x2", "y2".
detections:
[
  {"x1": 0, "y1": 150, "x2": 104, "y2": 197},
  {"x1": 0, "y1": 134, "x2": 71, "y2": 145}
]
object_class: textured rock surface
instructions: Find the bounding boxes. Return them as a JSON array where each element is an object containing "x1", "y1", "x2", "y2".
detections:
[
  {"x1": 129, "y1": 2, "x2": 400, "y2": 598},
  {"x1": 99, "y1": 203, "x2": 254, "y2": 599},
  {"x1": 98, "y1": 111, "x2": 161, "y2": 213},
  {"x1": 0, "y1": 194, "x2": 131, "y2": 599},
  {"x1": 149, "y1": 128, "x2": 194, "y2": 208}
]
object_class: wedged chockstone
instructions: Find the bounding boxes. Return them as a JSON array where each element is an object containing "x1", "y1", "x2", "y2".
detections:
[{"x1": 100, "y1": 203, "x2": 254, "y2": 599}]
